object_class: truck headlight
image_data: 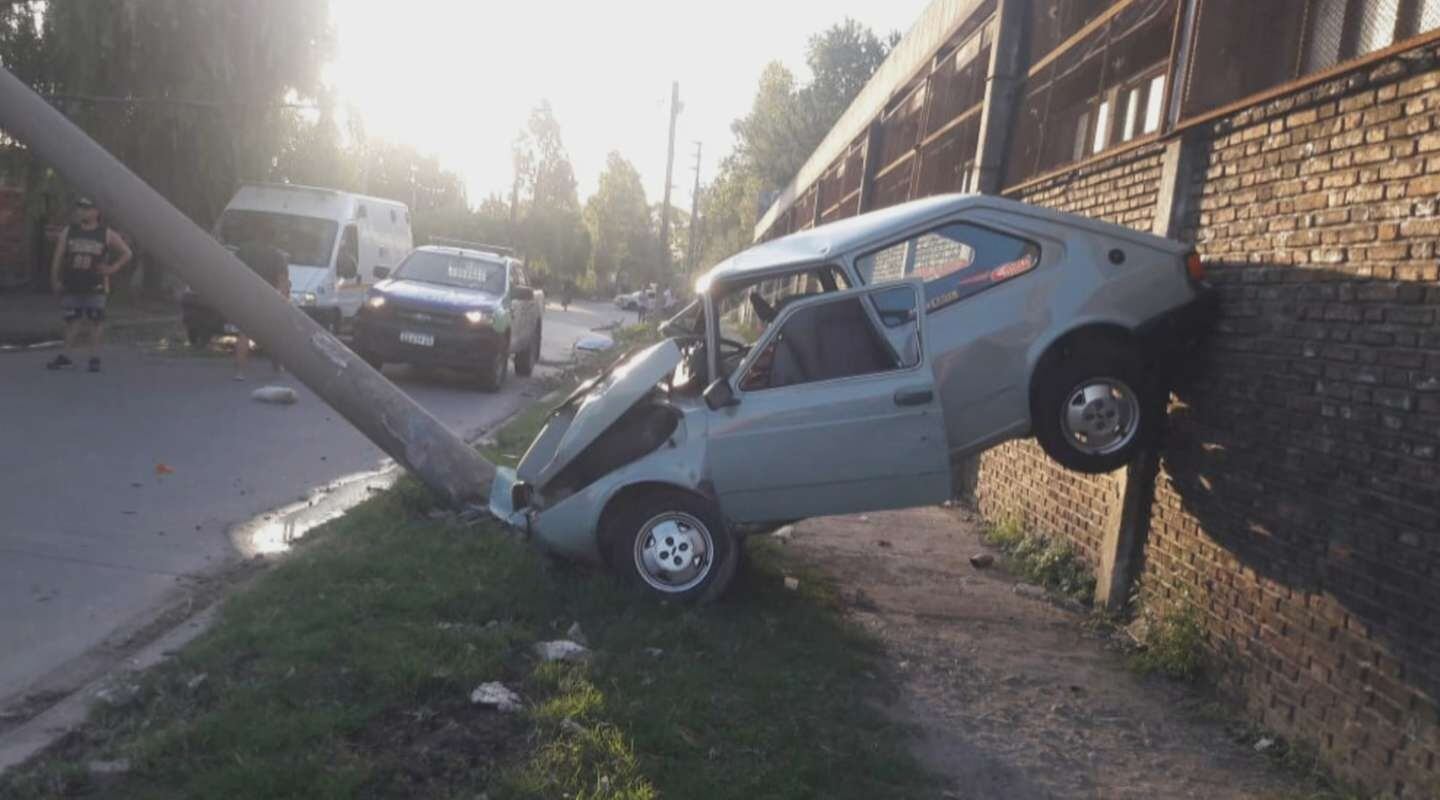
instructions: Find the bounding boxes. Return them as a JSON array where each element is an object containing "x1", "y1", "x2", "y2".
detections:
[
  {"x1": 294, "y1": 291, "x2": 317, "y2": 307},
  {"x1": 464, "y1": 309, "x2": 489, "y2": 324},
  {"x1": 366, "y1": 295, "x2": 386, "y2": 309}
]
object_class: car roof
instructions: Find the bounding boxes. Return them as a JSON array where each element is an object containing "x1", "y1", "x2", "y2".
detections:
[
  {"x1": 698, "y1": 193, "x2": 1181, "y2": 287},
  {"x1": 414, "y1": 244, "x2": 513, "y2": 264}
]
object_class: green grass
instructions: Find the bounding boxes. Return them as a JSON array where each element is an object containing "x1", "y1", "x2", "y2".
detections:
[
  {"x1": 3, "y1": 338, "x2": 936, "y2": 798},
  {"x1": 982, "y1": 516, "x2": 1097, "y2": 603}
]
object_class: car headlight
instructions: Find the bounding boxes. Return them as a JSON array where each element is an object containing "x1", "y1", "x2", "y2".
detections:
[
  {"x1": 464, "y1": 309, "x2": 489, "y2": 324},
  {"x1": 366, "y1": 295, "x2": 386, "y2": 309},
  {"x1": 294, "y1": 291, "x2": 317, "y2": 307}
]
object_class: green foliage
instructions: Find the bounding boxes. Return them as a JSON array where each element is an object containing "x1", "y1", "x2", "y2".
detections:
[
  {"x1": 1129, "y1": 602, "x2": 1206, "y2": 681},
  {"x1": 982, "y1": 517, "x2": 1098, "y2": 602},
  {"x1": 694, "y1": 19, "x2": 893, "y2": 273},
  {"x1": 514, "y1": 101, "x2": 591, "y2": 284},
  {"x1": 585, "y1": 152, "x2": 655, "y2": 292}
]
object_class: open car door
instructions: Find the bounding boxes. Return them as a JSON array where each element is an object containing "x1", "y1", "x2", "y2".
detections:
[{"x1": 706, "y1": 279, "x2": 952, "y2": 523}]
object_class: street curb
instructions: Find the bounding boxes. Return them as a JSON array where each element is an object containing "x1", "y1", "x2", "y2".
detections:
[{"x1": 0, "y1": 605, "x2": 218, "y2": 773}]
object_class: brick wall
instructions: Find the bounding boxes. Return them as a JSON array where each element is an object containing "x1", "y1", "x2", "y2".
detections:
[
  {"x1": 1141, "y1": 51, "x2": 1440, "y2": 797},
  {"x1": 970, "y1": 142, "x2": 1168, "y2": 570},
  {"x1": 968, "y1": 50, "x2": 1440, "y2": 797}
]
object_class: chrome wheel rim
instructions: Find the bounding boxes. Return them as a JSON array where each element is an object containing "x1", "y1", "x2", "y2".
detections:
[
  {"x1": 633, "y1": 511, "x2": 713, "y2": 593},
  {"x1": 1061, "y1": 378, "x2": 1139, "y2": 456}
]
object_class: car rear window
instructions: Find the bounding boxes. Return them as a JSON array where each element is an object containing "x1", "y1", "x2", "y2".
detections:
[{"x1": 855, "y1": 222, "x2": 1040, "y2": 312}]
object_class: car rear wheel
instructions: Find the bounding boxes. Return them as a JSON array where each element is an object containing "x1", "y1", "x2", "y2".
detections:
[
  {"x1": 514, "y1": 323, "x2": 541, "y2": 376},
  {"x1": 603, "y1": 488, "x2": 739, "y2": 605},
  {"x1": 478, "y1": 337, "x2": 509, "y2": 392},
  {"x1": 1031, "y1": 339, "x2": 1157, "y2": 474}
]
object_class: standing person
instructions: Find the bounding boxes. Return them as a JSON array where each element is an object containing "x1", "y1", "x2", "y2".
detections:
[
  {"x1": 561, "y1": 278, "x2": 573, "y2": 311},
  {"x1": 232, "y1": 221, "x2": 290, "y2": 381},
  {"x1": 46, "y1": 197, "x2": 131, "y2": 372}
]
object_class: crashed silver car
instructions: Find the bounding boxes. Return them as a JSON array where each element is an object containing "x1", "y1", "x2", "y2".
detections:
[{"x1": 492, "y1": 194, "x2": 1214, "y2": 602}]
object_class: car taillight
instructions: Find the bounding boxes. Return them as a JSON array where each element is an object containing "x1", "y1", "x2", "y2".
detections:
[{"x1": 1185, "y1": 252, "x2": 1207, "y2": 283}]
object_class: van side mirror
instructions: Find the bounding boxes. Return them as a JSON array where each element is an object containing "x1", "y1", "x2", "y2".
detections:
[
  {"x1": 372, "y1": 266, "x2": 390, "y2": 280},
  {"x1": 511, "y1": 285, "x2": 535, "y2": 301},
  {"x1": 704, "y1": 378, "x2": 739, "y2": 410}
]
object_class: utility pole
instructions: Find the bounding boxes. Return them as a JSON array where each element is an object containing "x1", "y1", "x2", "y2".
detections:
[
  {"x1": 0, "y1": 66, "x2": 496, "y2": 508},
  {"x1": 685, "y1": 141, "x2": 703, "y2": 274},
  {"x1": 657, "y1": 81, "x2": 681, "y2": 282}
]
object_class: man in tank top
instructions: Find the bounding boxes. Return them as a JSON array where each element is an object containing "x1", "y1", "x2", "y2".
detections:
[{"x1": 46, "y1": 196, "x2": 132, "y2": 372}]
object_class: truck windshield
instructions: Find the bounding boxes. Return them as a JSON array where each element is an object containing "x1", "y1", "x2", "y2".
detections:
[
  {"x1": 218, "y1": 210, "x2": 338, "y2": 268},
  {"x1": 394, "y1": 251, "x2": 506, "y2": 294}
]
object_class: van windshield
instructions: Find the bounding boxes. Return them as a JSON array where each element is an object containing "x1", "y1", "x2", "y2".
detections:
[
  {"x1": 218, "y1": 210, "x2": 338, "y2": 268},
  {"x1": 394, "y1": 251, "x2": 507, "y2": 294}
]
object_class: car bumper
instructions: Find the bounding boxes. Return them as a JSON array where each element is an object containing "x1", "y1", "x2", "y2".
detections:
[{"x1": 356, "y1": 315, "x2": 506, "y2": 368}]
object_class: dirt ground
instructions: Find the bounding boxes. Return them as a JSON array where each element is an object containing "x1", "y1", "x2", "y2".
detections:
[{"x1": 787, "y1": 505, "x2": 1303, "y2": 800}]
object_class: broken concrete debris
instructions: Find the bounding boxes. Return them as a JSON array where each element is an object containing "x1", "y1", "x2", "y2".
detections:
[
  {"x1": 534, "y1": 639, "x2": 590, "y2": 663},
  {"x1": 470, "y1": 682, "x2": 523, "y2": 712}
]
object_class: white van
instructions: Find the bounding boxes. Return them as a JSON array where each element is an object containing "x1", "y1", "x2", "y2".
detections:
[{"x1": 183, "y1": 183, "x2": 413, "y2": 340}]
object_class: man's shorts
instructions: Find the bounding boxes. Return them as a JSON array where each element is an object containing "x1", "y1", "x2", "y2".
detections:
[{"x1": 61, "y1": 293, "x2": 106, "y2": 323}]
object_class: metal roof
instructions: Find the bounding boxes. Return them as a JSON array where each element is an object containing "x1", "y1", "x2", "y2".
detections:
[
  {"x1": 704, "y1": 194, "x2": 974, "y2": 285},
  {"x1": 702, "y1": 192, "x2": 1185, "y2": 288},
  {"x1": 414, "y1": 244, "x2": 513, "y2": 263},
  {"x1": 751, "y1": 0, "x2": 989, "y2": 241}
]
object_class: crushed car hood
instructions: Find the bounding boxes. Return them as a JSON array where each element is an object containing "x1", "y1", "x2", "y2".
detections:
[{"x1": 519, "y1": 339, "x2": 681, "y2": 489}]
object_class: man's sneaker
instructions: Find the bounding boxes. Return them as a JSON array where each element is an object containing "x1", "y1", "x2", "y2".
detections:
[
  {"x1": 88, "y1": 357, "x2": 101, "y2": 373},
  {"x1": 45, "y1": 354, "x2": 73, "y2": 370}
]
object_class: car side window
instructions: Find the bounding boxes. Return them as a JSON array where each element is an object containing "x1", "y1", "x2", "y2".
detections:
[
  {"x1": 855, "y1": 222, "x2": 1039, "y2": 313},
  {"x1": 741, "y1": 284, "x2": 920, "y2": 392}
]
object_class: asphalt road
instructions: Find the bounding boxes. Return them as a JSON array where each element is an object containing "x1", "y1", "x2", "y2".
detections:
[{"x1": 0, "y1": 299, "x2": 627, "y2": 708}]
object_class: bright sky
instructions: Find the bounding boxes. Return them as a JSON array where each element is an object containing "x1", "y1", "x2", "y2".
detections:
[{"x1": 328, "y1": 0, "x2": 931, "y2": 211}]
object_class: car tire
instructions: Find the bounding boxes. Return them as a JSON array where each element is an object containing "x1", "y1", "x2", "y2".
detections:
[
  {"x1": 185, "y1": 325, "x2": 212, "y2": 348},
  {"x1": 1031, "y1": 338, "x2": 1158, "y2": 474},
  {"x1": 478, "y1": 337, "x2": 509, "y2": 392},
  {"x1": 603, "y1": 488, "x2": 739, "y2": 605},
  {"x1": 359, "y1": 349, "x2": 383, "y2": 371},
  {"x1": 514, "y1": 323, "x2": 541, "y2": 376}
]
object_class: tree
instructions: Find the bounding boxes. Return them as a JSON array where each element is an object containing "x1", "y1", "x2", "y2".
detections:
[
  {"x1": 512, "y1": 102, "x2": 589, "y2": 284},
  {"x1": 40, "y1": 0, "x2": 333, "y2": 227},
  {"x1": 584, "y1": 152, "x2": 653, "y2": 292},
  {"x1": 693, "y1": 19, "x2": 892, "y2": 270}
]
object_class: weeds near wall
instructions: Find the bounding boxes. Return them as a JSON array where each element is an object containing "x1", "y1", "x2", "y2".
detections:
[
  {"x1": 982, "y1": 517, "x2": 1097, "y2": 603},
  {"x1": 1128, "y1": 600, "x2": 1206, "y2": 681}
]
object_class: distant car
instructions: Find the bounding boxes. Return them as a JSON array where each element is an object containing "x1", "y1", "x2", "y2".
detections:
[
  {"x1": 491, "y1": 194, "x2": 1215, "y2": 602},
  {"x1": 354, "y1": 245, "x2": 543, "y2": 391}
]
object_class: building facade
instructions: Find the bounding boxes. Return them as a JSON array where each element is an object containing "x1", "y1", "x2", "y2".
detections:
[{"x1": 756, "y1": 2, "x2": 1440, "y2": 796}]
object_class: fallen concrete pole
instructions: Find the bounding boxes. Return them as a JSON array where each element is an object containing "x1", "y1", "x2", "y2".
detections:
[{"x1": 0, "y1": 66, "x2": 495, "y2": 506}]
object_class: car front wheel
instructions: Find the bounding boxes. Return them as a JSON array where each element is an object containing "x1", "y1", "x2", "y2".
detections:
[
  {"x1": 1031, "y1": 339, "x2": 1157, "y2": 474},
  {"x1": 478, "y1": 337, "x2": 509, "y2": 392},
  {"x1": 604, "y1": 489, "x2": 739, "y2": 604},
  {"x1": 514, "y1": 323, "x2": 540, "y2": 376}
]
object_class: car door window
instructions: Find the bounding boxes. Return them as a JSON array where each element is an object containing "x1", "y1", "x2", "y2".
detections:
[
  {"x1": 741, "y1": 284, "x2": 920, "y2": 391},
  {"x1": 855, "y1": 222, "x2": 1039, "y2": 313}
]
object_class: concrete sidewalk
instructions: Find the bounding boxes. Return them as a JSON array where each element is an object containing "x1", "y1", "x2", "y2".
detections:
[{"x1": 0, "y1": 292, "x2": 179, "y2": 345}]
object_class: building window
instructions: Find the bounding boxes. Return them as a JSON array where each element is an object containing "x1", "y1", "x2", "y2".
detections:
[
  {"x1": 1092, "y1": 97, "x2": 1113, "y2": 154},
  {"x1": 1304, "y1": 0, "x2": 1438, "y2": 74}
]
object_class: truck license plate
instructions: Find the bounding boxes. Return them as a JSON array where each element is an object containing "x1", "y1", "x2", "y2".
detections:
[{"x1": 399, "y1": 331, "x2": 434, "y2": 347}]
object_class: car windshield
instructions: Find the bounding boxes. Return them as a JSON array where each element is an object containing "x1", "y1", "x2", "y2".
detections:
[
  {"x1": 217, "y1": 210, "x2": 337, "y2": 268},
  {"x1": 393, "y1": 251, "x2": 506, "y2": 294},
  {"x1": 712, "y1": 265, "x2": 850, "y2": 348}
]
